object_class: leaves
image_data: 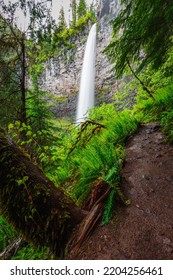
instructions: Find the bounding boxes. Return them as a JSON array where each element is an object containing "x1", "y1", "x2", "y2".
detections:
[
  {"x1": 102, "y1": 188, "x2": 116, "y2": 225},
  {"x1": 16, "y1": 176, "x2": 29, "y2": 187},
  {"x1": 77, "y1": 0, "x2": 87, "y2": 18},
  {"x1": 105, "y1": 0, "x2": 173, "y2": 77}
]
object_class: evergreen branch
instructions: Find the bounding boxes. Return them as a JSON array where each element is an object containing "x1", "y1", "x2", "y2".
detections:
[{"x1": 127, "y1": 60, "x2": 155, "y2": 100}]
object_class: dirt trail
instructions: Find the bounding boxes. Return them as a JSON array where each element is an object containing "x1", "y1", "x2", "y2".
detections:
[{"x1": 67, "y1": 123, "x2": 173, "y2": 259}]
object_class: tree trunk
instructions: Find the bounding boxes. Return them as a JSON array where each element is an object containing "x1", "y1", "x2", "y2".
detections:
[
  {"x1": 0, "y1": 129, "x2": 85, "y2": 258},
  {"x1": 20, "y1": 33, "x2": 27, "y2": 124}
]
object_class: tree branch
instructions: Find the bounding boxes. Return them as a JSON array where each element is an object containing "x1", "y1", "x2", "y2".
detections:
[
  {"x1": 127, "y1": 60, "x2": 155, "y2": 100},
  {"x1": 68, "y1": 120, "x2": 106, "y2": 156}
]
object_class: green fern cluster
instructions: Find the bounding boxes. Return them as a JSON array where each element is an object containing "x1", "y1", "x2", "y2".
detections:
[
  {"x1": 56, "y1": 105, "x2": 138, "y2": 220},
  {"x1": 161, "y1": 110, "x2": 173, "y2": 143},
  {"x1": 62, "y1": 85, "x2": 173, "y2": 221},
  {"x1": 11, "y1": 244, "x2": 50, "y2": 260},
  {"x1": 134, "y1": 84, "x2": 173, "y2": 127},
  {"x1": 39, "y1": 103, "x2": 137, "y2": 223}
]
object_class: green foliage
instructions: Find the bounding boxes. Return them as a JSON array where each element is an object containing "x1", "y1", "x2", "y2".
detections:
[
  {"x1": 105, "y1": 0, "x2": 173, "y2": 77},
  {"x1": 0, "y1": 16, "x2": 22, "y2": 127},
  {"x1": 7, "y1": 118, "x2": 57, "y2": 169},
  {"x1": 101, "y1": 188, "x2": 116, "y2": 225},
  {"x1": 0, "y1": 130, "x2": 76, "y2": 259},
  {"x1": 54, "y1": 11, "x2": 95, "y2": 41},
  {"x1": 47, "y1": 105, "x2": 138, "y2": 211},
  {"x1": 58, "y1": 6, "x2": 67, "y2": 31},
  {"x1": 134, "y1": 85, "x2": 173, "y2": 122},
  {"x1": 129, "y1": 74, "x2": 173, "y2": 144},
  {"x1": 71, "y1": 0, "x2": 77, "y2": 26},
  {"x1": 23, "y1": 103, "x2": 137, "y2": 225},
  {"x1": 77, "y1": 0, "x2": 87, "y2": 18},
  {"x1": 0, "y1": 0, "x2": 53, "y2": 127},
  {"x1": 0, "y1": 215, "x2": 48, "y2": 260},
  {"x1": 49, "y1": 11, "x2": 96, "y2": 68},
  {"x1": 2, "y1": 0, "x2": 173, "y2": 261},
  {"x1": 89, "y1": 2, "x2": 96, "y2": 21},
  {"x1": 161, "y1": 110, "x2": 173, "y2": 143},
  {"x1": 0, "y1": 216, "x2": 16, "y2": 252},
  {"x1": 11, "y1": 244, "x2": 50, "y2": 260}
]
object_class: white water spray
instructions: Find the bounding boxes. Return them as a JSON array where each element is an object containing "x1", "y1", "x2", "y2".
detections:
[{"x1": 76, "y1": 23, "x2": 97, "y2": 123}]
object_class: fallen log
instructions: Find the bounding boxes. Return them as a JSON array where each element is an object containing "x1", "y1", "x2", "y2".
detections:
[{"x1": 0, "y1": 129, "x2": 85, "y2": 258}]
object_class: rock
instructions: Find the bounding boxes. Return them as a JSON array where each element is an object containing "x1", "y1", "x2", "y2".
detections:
[{"x1": 39, "y1": 0, "x2": 121, "y2": 118}]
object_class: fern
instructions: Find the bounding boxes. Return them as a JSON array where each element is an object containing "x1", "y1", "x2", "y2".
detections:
[
  {"x1": 161, "y1": 109, "x2": 173, "y2": 143},
  {"x1": 101, "y1": 188, "x2": 116, "y2": 225},
  {"x1": 11, "y1": 245, "x2": 50, "y2": 260}
]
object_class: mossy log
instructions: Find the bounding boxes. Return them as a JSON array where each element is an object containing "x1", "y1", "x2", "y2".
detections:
[{"x1": 0, "y1": 130, "x2": 84, "y2": 257}]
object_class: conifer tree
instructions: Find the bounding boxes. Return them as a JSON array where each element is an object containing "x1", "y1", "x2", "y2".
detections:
[
  {"x1": 105, "y1": 0, "x2": 173, "y2": 77},
  {"x1": 0, "y1": 15, "x2": 27, "y2": 126},
  {"x1": 58, "y1": 6, "x2": 67, "y2": 31},
  {"x1": 71, "y1": 0, "x2": 77, "y2": 26},
  {"x1": 0, "y1": 0, "x2": 53, "y2": 144},
  {"x1": 89, "y1": 1, "x2": 96, "y2": 21},
  {"x1": 77, "y1": 0, "x2": 87, "y2": 18}
]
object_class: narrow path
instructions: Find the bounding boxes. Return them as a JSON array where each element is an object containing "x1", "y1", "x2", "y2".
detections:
[{"x1": 67, "y1": 123, "x2": 173, "y2": 259}]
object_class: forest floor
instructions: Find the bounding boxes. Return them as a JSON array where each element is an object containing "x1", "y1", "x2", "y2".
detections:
[{"x1": 66, "y1": 123, "x2": 173, "y2": 259}]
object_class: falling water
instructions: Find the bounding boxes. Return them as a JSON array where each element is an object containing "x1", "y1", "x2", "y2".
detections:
[{"x1": 76, "y1": 23, "x2": 97, "y2": 124}]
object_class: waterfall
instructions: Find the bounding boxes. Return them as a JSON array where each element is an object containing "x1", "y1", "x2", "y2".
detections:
[{"x1": 76, "y1": 23, "x2": 97, "y2": 124}]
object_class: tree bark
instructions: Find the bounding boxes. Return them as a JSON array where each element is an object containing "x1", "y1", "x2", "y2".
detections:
[
  {"x1": 20, "y1": 33, "x2": 27, "y2": 124},
  {"x1": 0, "y1": 129, "x2": 85, "y2": 258}
]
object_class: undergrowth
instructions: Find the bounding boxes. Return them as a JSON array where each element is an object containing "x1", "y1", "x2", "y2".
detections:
[
  {"x1": 11, "y1": 245, "x2": 50, "y2": 260},
  {"x1": 0, "y1": 216, "x2": 16, "y2": 252},
  {"x1": 50, "y1": 105, "x2": 138, "y2": 224},
  {"x1": 133, "y1": 84, "x2": 173, "y2": 143},
  {"x1": 2, "y1": 80, "x2": 173, "y2": 259},
  {"x1": 0, "y1": 216, "x2": 48, "y2": 260}
]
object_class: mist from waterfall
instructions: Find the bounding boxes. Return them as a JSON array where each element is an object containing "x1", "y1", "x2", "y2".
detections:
[{"x1": 76, "y1": 23, "x2": 96, "y2": 124}]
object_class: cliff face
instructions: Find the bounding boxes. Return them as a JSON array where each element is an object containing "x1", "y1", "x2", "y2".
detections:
[
  {"x1": 96, "y1": 0, "x2": 121, "y2": 94},
  {"x1": 40, "y1": 0, "x2": 121, "y2": 118}
]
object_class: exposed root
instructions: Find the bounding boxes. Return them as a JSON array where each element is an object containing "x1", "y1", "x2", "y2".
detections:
[{"x1": 67, "y1": 184, "x2": 111, "y2": 258}]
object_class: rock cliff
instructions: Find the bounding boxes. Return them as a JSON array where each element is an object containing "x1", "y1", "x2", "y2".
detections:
[{"x1": 40, "y1": 0, "x2": 121, "y2": 119}]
